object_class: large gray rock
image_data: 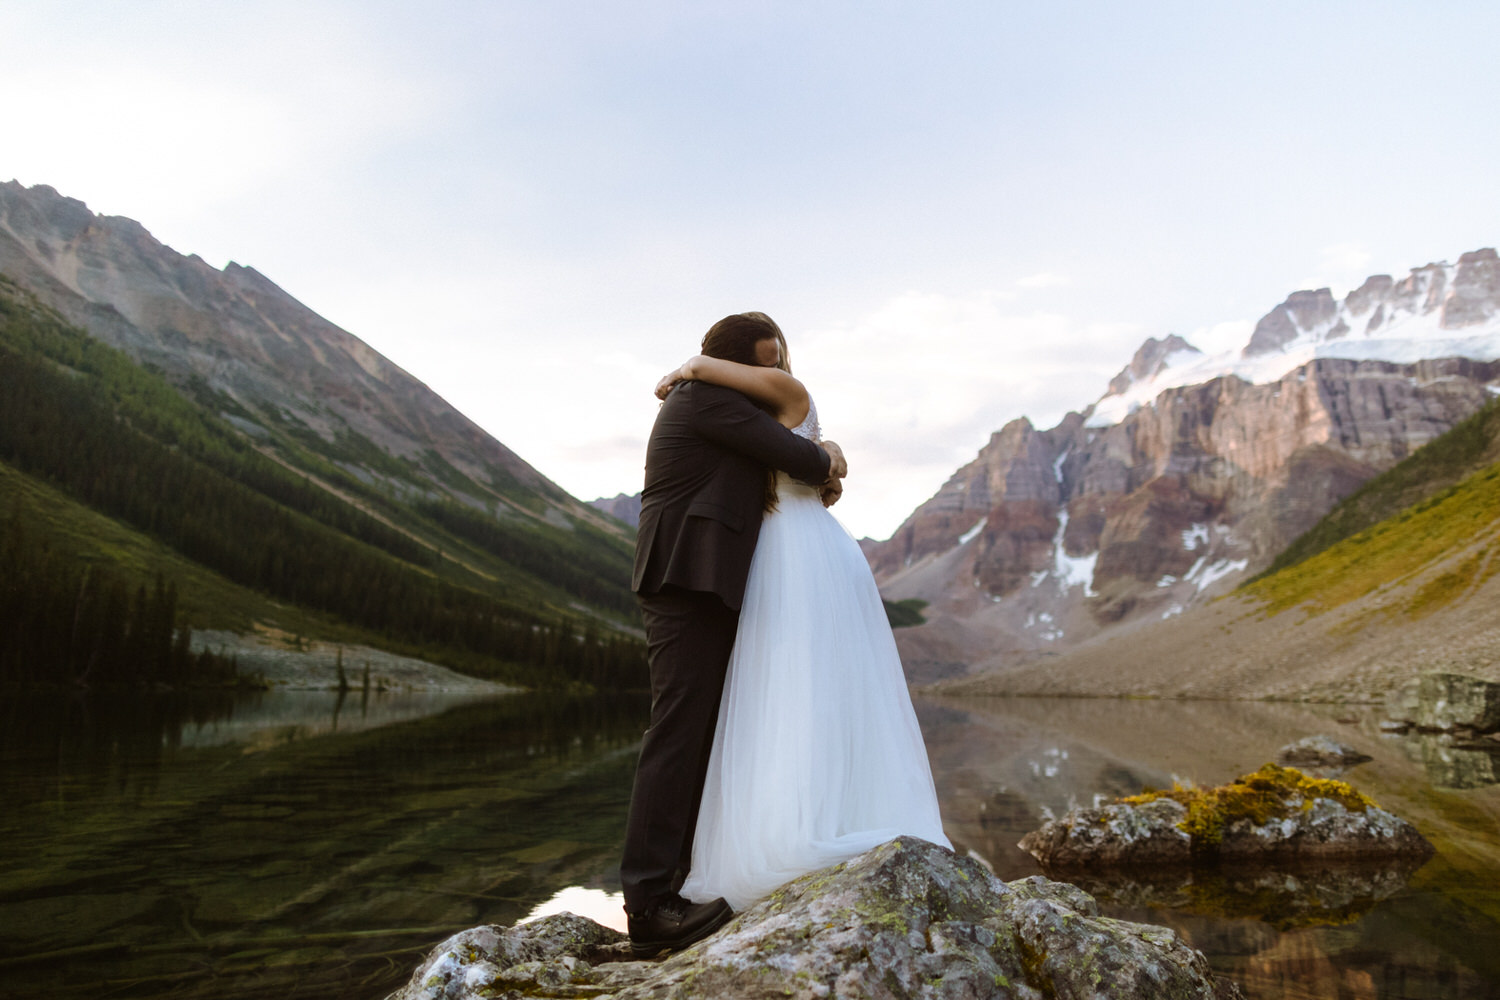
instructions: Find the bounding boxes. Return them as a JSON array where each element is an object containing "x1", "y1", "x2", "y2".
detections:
[
  {"x1": 1017, "y1": 798, "x2": 1193, "y2": 868},
  {"x1": 1385, "y1": 671, "x2": 1500, "y2": 733},
  {"x1": 1020, "y1": 766, "x2": 1433, "y2": 867},
  {"x1": 388, "y1": 838, "x2": 1242, "y2": 999}
]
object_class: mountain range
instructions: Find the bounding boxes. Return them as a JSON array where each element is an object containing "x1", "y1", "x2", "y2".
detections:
[
  {"x1": 872, "y1": 248, "x2": 1500, "y2": 683},
  {"x1": 4, "y1": 178, "x2": 1495, "y2": 697},
  {"x1": 0, "y1": 181, "x2": 643, "y2": 688},
  {"x1": 0, "y1": 181, "x2": 598, "y2": 525}
]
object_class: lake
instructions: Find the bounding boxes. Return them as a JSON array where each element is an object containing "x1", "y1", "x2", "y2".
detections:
[{"x1": 0, "y1": 689, "x2": 1497, "y2": 999}]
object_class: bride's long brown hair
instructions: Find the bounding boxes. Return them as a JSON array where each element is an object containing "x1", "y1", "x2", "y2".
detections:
[{"x1": 700, "y1": 311, "x2": 793, "y2": 513}]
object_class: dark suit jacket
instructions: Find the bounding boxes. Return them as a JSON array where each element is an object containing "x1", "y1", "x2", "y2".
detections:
[{"x1": 632, "y1": 381, "x2": 830, "y2": 611}]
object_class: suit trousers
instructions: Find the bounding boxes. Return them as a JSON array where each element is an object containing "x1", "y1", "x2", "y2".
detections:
[{"x1": 620, "y1": 586, "x2": 740, "y2": 914}]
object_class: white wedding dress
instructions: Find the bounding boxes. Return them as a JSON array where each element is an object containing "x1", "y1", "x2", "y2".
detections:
[{"x1": 679, "y1": 400, "x2": 951, "y2": 911}]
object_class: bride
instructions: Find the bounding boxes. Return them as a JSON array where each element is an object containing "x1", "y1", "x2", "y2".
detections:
[{"x1": 654, "y1": 317, "x2": 950, "y2": 912}]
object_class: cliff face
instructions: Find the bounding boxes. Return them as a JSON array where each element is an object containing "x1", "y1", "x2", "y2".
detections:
[
  {"x1": 0, "y1": 181, "x2": 601, "y2": 526},
  {"x1": 870, "y1": 251, "x2": 1500, "y2": 681}
]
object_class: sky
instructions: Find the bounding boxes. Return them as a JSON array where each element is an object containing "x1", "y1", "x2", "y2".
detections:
[{"x1": 3, "y1": 1, "x2": 1498, "y2": 540}]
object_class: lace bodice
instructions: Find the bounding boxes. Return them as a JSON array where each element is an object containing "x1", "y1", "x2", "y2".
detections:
[
  {"x1": 776, "y1": 398, "x2": 823, "y2": 497},
  {"x1": 791, "y1": 397, "x2": 820, "y2": 442}
]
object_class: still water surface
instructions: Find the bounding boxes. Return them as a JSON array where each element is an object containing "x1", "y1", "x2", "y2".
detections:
[{"x1": 0, "y1": 689, "x2": 1497, "y2": 999}]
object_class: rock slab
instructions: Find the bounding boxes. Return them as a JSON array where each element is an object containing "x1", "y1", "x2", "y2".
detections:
[
  {"x1": 1385, "y1": 671, "x2": 1500, "y2": 733},
  {"x1": 388, "y1": 838, "x2": 1241, "y2": 999}
]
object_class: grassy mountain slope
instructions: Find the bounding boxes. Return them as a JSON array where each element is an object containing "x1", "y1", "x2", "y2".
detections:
[
  {"x1": 0, "y1": 276, "x2": 645, "y2": 688},
  {"x1": 1242, "y1": 460, "x2": 1500, "y2": 621},
  {"x1": 936, "y1": 399, "x2": 1500, "y2": 701},
  {"x1": 1257, "y1": 395, "x2": 1500, "y2": 580}
]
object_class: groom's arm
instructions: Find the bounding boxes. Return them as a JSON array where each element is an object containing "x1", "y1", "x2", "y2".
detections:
[{"x1": 690, "y1": 383, "x2": 835, "y2": 485}]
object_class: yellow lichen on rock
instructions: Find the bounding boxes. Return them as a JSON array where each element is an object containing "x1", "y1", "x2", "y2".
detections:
[{"x1": 1122, "y1": 763, "x2": 1376, "y2": 848}]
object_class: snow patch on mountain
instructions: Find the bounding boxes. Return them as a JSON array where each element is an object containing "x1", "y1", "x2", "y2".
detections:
[{"x1": 1089, "y1": 250, "x2": 1500, "y2": 428}]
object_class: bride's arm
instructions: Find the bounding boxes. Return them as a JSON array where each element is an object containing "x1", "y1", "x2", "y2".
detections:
[{"x1": 655, "y1": 355, "x2": 809, "y2": 416}]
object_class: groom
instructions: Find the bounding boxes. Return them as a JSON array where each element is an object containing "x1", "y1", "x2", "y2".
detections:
[{"x1": 621, "y1": 313, "x2": 845, "y2": 957}]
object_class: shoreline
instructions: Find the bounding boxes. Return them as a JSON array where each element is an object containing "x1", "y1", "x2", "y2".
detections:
[{"x1": 190, "y1": 629, "x2": 522, "y2": 693}]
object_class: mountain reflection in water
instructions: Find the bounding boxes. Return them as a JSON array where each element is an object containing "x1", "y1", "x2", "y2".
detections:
[
  {"x1": 1, "y1": 690, "x2": 1497, "y2": 1000},
  {"x1": 0, "y1": 689, "x2": 649, "y2": 1000},
  {"x1": 917, "y1": 695, "x2": 1500, "y2": 999}
]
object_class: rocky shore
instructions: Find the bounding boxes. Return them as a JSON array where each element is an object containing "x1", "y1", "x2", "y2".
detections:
[
  {"x1": 191, "y1": 629, "x2": 518, "y2": 692},
  {"x1": 387, "y1": 838, "x2": 1242, "y2": 1000}
]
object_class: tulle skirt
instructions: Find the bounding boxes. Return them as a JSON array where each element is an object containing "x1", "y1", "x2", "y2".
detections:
[{"x1": 679, "y1": 479, "x2": 950, "y2": 911}]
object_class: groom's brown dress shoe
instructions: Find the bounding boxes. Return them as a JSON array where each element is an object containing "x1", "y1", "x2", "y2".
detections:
[{"x1": 627, "y1": 893, "x2": 733, "y2": 959}]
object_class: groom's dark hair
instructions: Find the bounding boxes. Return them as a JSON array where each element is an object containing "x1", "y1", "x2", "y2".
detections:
[{"x1": 701, "y1": 312, "x2": 781, "y2": 363}]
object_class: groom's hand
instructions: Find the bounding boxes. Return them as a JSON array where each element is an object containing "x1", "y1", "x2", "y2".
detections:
[
  {"x1": 821, "y1": 440, "x2": 847, "y2": 481},
  {"x1": 820, "y1": 478, "x2": 844, "y2": 508}
]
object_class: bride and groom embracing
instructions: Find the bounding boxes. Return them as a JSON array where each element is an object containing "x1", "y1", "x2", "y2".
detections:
[{"x1": 620, "y1": 311, "x2": 949, "y2": 958}]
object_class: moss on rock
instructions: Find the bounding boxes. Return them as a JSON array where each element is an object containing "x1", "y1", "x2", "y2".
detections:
[{"x1": 1122, "y1": 763, "x2": 1375, "y2": 850}]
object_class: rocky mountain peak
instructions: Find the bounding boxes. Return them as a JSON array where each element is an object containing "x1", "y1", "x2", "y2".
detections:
[
  {"x1": 870, "y1": 245, "x2": 1500, "y2": 683},
  {"x1": 1344, "y1": 273, "x2": 1394, "y2": 317},
  {"x1": 1243, "y1": 288, "x2": 1338, "y2": 357},
  {"x1": 1107, "y1": 334, "x2": 1202, "y2": 396},
  {"x1": 589, "y1": 492, "x2": 642, "y2": 528},
  {"x1": 1446, "y1": 247, "x2": 1500, "y2": 327}
]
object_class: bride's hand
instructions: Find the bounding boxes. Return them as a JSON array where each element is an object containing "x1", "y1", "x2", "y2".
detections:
[
  {"x1": 820, "y1": 440, "x2": 847, "y2": 481},
  {"x1": 655, "y1": 367, "x2": 686, "y2": 400}
]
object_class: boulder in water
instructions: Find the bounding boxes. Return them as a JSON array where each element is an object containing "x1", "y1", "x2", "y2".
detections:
[
  {"x1": 1275, "y1": 735, "x2": 1372, "y2": 775},
  {"x1": 1019, "y1": 764, "x2": 1433, "y2": 867},
  {"x1": 1384, "y1": 671, "x2": 1500, "y2": 734}
]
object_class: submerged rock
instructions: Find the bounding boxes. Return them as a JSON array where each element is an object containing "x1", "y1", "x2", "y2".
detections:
[
  {"x1": 1385, "y1": 671, "x2": 1500, "y2": 734},
  {"x1": 1275, "y1": 735, "x2": 1372, "y2": 773},
  {"x1": 388, "y1": 838, "x2": 1242, "y2": 999},
  {"x1": 1019, "y1": 764, "x2": 1433, "y2": 867}
]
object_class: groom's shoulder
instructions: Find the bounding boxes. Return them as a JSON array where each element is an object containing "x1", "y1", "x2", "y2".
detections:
[
  {"x1": 680, "y1": 380, "x2": 753, "y2": 409},
  {"x1": 659, "y1": 380, "x2": 751, "y2": 418}
]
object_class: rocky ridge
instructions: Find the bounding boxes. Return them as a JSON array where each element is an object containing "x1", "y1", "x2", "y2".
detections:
[
  {"x1": 871, "y1": 250, "x2": 1500, "y2": 682},
  {"x1": 0, "y1": 181, "x2": 609, "y2": 531},
  {"x1": 589, "y1": 492, "x2": 643, "y2": 528}
]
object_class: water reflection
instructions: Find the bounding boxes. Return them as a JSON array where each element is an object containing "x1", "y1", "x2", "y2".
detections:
[
  {"x1": 173, "y1": 689, "x2": 524, "y2": 749},
  {"x1": 1060, "y1": 859, "x2": 1427, "y2": 930},
  {"x1": 915, "y1": 695, "x2": 1500, "y2": 999},
  {"x1": 6, "y1": 689, "x2": 1500, "y2": 1000},
  {"x1": 0, "y1": 689, "x2": 649, "y2": 1000},
  {"x1": 524, "y1": 886, "x2": 628, "y2": 932},
  {"x1": 1390, "y1": 731, "x2": 1500, "y2": 789}
]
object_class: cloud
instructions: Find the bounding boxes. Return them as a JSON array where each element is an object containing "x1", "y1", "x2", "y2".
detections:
[
  {"x1": 556, "y1": 435, "x2": 650, "y2": 463},
  {"x1": 1320, "y1": 242, "x2": 1374, "y2": 274},
  {"x1": 784, "y1": 290, "x2": 1143, "y2": 539},
  {"x1": 1295, "y1": 242, "x2": 1377, "y2": 299},
  {"x1": 1015, "y1": 271, "x2": 1070, "y2": 289},
  {"x1": 459, "y1": 287, "x2": 1150, "y2": 540},
  {"x1": 0, "y1": 5, "x2": 439, "y2": 258},
  {"x1": 1183, "y1": 318, "x2": 1255, "y2": 355}
]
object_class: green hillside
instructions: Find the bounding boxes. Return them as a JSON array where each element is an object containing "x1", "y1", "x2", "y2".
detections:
[
  {"x1": 1256, "y1": 394, "x2": 1500, "y2": 579},
  {"x1": 1241, "y1": 396, "x2": 1500, "y2": 621},
  {"x1": 0, "y1": 275, "x2": 646, "y2": 689}
]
